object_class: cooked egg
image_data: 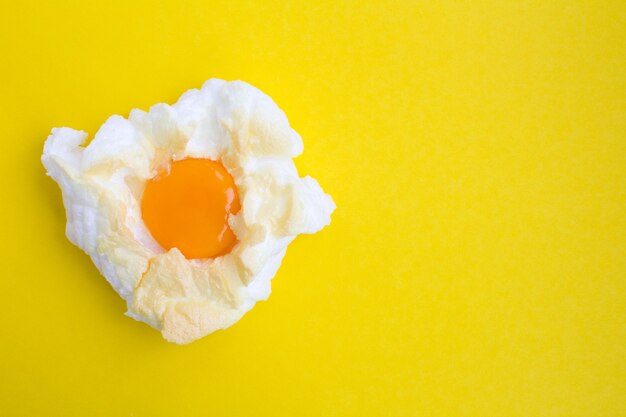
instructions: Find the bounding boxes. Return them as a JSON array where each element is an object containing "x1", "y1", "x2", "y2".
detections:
[{"x1": 41, "y1": 79, "x2": 335, "y2": 344}]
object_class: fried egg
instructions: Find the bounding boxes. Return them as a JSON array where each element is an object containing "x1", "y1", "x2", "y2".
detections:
[{"x1": 42, "y1": 79, "x2": 335, "y2": 344}]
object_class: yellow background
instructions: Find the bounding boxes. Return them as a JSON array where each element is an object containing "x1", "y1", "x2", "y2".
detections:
[{"x1": 1, "y1": 1, "x2": 625, "y2": 416}]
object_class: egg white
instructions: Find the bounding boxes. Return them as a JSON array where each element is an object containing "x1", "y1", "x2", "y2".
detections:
[{"x1": 42, "y1": 79, "x2": 335, "y2": 344}]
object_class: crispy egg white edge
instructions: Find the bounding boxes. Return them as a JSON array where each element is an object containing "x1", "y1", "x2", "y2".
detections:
[{"x1": 41, "y1": 79, "x2": 335, "y2": 344}]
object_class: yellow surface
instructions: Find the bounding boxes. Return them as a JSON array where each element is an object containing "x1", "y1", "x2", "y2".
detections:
[{"x1": 1, "y1": 1, "x2": 625, "y2": 416}]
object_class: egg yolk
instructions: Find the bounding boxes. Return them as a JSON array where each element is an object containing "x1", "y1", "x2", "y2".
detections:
[{"x1": 141, "y1": 158, "x2": 241, "y2": 259}]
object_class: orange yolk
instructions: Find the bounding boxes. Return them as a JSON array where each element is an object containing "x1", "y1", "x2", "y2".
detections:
[{"x1": 141, "y1": 158, "x2": 241, "y2": 259}]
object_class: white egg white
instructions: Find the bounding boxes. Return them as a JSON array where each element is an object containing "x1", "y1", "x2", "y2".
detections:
[{"x1": 42, "y1": 79, "x2": 335, "y2": 344}]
